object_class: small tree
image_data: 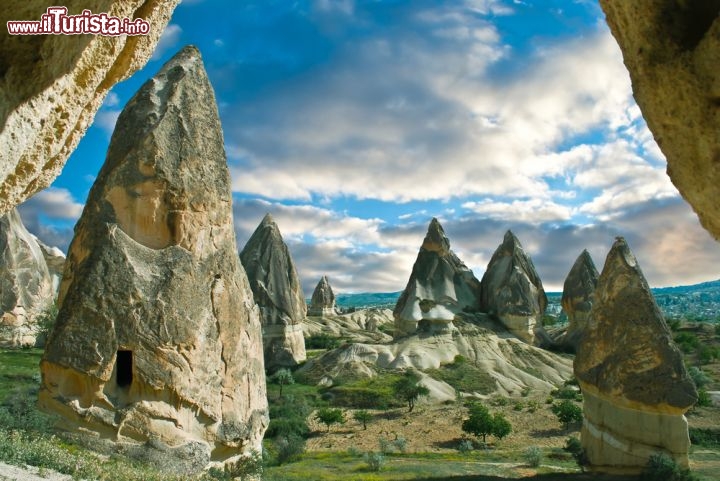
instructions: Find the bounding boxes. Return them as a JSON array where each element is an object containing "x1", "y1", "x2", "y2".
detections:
[
  {"x1": 461, "y1": 403, "x2": 511, "y2": 444},
  {"x1": 392, "y1": 371, "x2": 430, "y2": 412},
  {"x1": 315, "y1": 407, "x2": 345, "y2": 432},
  {"x1": 552, "y1": 400, "x2": 583, "y2": 430},
  {"x1": 353, "y1": 409, "x2": 372, "y2": 430},
  {"x1": 270, "y1": 368, "x2": 294, "y2": 399}
]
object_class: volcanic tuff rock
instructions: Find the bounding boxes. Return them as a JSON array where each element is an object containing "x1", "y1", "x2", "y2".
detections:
[
  {"x1": 574, "y1": 237, "x2": 697, "y2": 473},
  {"x1": 39, "y1": 46, "x2": 267, "y2": 468},
  {"x1": 309, "y1": 275, "x2": 337, "y2": 316},
  {"x1": 393, "y1": 218, "x2": 480, "y2": 337},
  {"x1": 0, "y1": 1, "x2": 180, "y2": 215},
  {"x1": 303, "y1": 308, "x2": 394, "y2": 344},
  {"x1": 33, "y1": 236, "x2": 65, "y2": 293},
  {"x1": 0, "y1": 208, "x2": 54, "y2": 347},
  {"x1": 561, "y1": 250, "x2": 598, "y2": 350},
  {"x1": 479, "y1": 230, "x2": 547, "y2": 345},
  {"x1": 240, "y1": 214, "x2": 307, "y2": 369},
  {"x1": 599, "y1": 2, "x2": 720, "y2": 240}
]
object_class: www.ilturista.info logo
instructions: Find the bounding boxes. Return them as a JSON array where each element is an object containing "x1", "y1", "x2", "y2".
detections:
[{"x1": 7, "y1": 6, "x2": 150, "y2": 36}]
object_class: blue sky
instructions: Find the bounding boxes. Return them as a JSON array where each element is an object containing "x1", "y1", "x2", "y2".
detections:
[{"x1": 17, "y1": 0, "x2": 720, "y2": 294}]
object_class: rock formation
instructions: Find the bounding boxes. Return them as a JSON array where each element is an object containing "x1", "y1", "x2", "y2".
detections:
[
  {"x1": 599, "y1": 2, "x2": 720, "y2": 240},
  {"x1": 479, "y1": 230, "x2": 547, "y2": 345},
  {"x1": 560, "y1": 250, "x2": 599, "y2": 350},
  {"x1": 240, "y1": 214, "x2": 307, "y2": 370},
  {"x1": 393, "y1": 218, "x2": 480, "y2": 337},
  {"x1": 309, "y1": 275, "x2": 337, "y2": 316},
  {"x1": 33, "y1": 236, "x2": 66, "y2": 293},
  {"x1": 39, "y1": 46, "x2": 267, "y2": 468},
  {"x1": 0, "y1": 208, "x2": 54, "y2": 347},
  {"x1": 0, "y1": 1, "x2": 180, "y2": 216},
  {"x1": 574, "y1": 237, "x2": 697, "y2": 473}
]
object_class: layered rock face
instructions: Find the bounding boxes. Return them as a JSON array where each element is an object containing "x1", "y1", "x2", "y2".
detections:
[
  {"x1": 479, "y1": 230, "x2": 547, "y2": 345},
  {"x1": 33, "y1": 236, "x2": 66, "y2": 293},
  {"x1": 240, "y1": 214, "x2": 307, "y2": 370},
  {"x1": 394, "y1": 218, "x2": 480, "y2": 337},
  {"x1": 575, "y1": 237, "x2": 697, "y2": 473},
  {"x1": 39, "y1": 46, "x2": 268, "y2": 467},
  {"x1": 599, "y1": 2, "x2": 720, "y2": 240},
  {"x1": 0, "y1": 1, "x2": 180, "y2": 216},
  {"x1": 309, "y1": 275, "x2": 337, "y2": 316},
  {"x1": 561, "y1": 250, "x2": 598, "y2": 350},
  {"x1": 0, "y1": 208, "x2": 54, "y2": 347}
]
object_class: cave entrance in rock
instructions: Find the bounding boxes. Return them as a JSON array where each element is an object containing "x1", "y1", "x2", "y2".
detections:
[{"x1": 116, "y1": 350, "x2": 133, "y2": 388}]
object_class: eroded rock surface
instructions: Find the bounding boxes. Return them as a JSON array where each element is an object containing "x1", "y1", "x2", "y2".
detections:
[
  {"x1": 240, "y1": 214, "x2": 307, "y2": 370},
  {"x1": 560, "y1": 250, "x2": 598, "y2": 350},
  {"x1": 33, "y1": 236, "x2": 65, "y2": 293},
  {"x1": 479, "y1": 230, "x2": 547, "y2": 345},
  {"x1": 308, "y1": 275, "x2": 337, "y2": 317},
  {"x1": 393, "y1": 218, "x2": 480, "y2": 337},
  {"x1": 575, "y1": 237, "x2": 697, "y2": 473},
  {"x1": 0, "y1": 208, "x2": 54, "y2": 347},
  {"x1": 599, "y1": 1, "x2": 720, "y2": 239},
  {"x1": 0, "y1": 1, "x2": 180, "y2": 215},
  {"x1": 39, "y1": 46, "x2": 267, "y2": 468}
]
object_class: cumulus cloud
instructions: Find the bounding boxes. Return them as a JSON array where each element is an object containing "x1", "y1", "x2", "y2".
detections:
[
  {"x1": 151, "y1": 24, "x2": 182, "y2": 60},
  {"x1": 17, "y1": 188, "x2": 84, "y2": 252}
]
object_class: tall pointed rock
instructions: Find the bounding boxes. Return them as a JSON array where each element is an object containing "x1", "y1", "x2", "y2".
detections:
[
  {"x1": 575, "y1": 237, "x2": 697, "y2": 473},
  {"x1": 240, "y1": 213, "x2": 307, "y2": 370},
  {"x1": 309, "y1": 275, "x2": 337, "y2": 316},
  {"x1": 0, "y1": 208, "x2": 54, "y2": 347},
  {"x1": 393, "y1": 218, "x2": 480, "y2": 337},
  {"x1": 39, "y1": 46, "x2": 268, "y2": 468},
  {"x1": 479, "y1": 230, "x2": 547, "y2": 344},
  {"x1": 560, "y1": 250, "x2": 599, "y2": 350}
]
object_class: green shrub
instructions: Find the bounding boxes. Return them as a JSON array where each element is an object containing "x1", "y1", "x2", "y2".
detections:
[
  {"x1": 698, "y1": 345, "x2": 720, "y2": 364},
  {"x1": 363, "y1": 451, "x2": 385, "y2": 472},
  {"x1": 392, "y1": 371, "x2": 429, "y2": 412},
  {"x1": 425, "y1": 358, "x2": 497, "y2": 395},
  {"x1": 457, "y1": 439, "x2": 474, "y2": 454},
  {"x1": 526, "y1": 400, "x2": 539, "y2": 413},
  {"x1": 315, "y1": 407, "x2": 345, "y2": 432},
  {"x1": 564, "y1": 436, "x2": 587, "y2": 468},
  {"x1": 552, "y1": 400, "x2": 583, "y2": 430},
  {"x1": 696, "y1": 389, "x2": 712, "y2": 407},
  {"x1": 305, "y1": 333, "x2": 341, "y2": 350},
  {"x1": 461, "y1": 403, "x2": 512, "y2": 444},
  {"x1": 513, "y1": 401, "x2": 524, "y2": 411},
  {"x1": 207, "y1": 450, "x2": 263, "y2": 480},
  {"x1": 668, "y1": 318, "x2": 682, "y2": 331},
  {"x1": 689, "y1": 428, "x2": 720, "y2": 447},
  {"x1": 392, "y1": 436, "x2": 407, "y2": 453},
  {"x1": 675, "y1": 332, "x2": 700, "y2": 353},
  {"x1": 688, "y1": 366, "x2": 711, "y2": 388},
  {"x1": 523, "y1": 446, "x2": 542, "y2": 467},
  {"x1": 378, "y1": 437, "x2": 393, "y2": 454},
  {"x1": 642, "y1": 452, "x2": 698, "y2": 481},
  {"x1": 353, "y1": 409, "x2": 372, "y2": 430},
  {"x1": 273, "y1": 434, "x2": 306, "y2": 465},
  {"x1": 554, "y1": 386, "x2": 579, "y2": 400}
]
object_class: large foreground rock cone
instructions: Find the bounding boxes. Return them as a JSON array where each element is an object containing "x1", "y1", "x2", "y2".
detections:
[
  {"x1": 394, "y1": 218, "x2": 480, "y2": 337},
  {"x1": 479, "y1": 230, "x2": 547, "y2": 345},
  {"x1": 0, "y1": 208, "x2": 54, "y2": 347},
  {"x1": 560, "y1": 250, "x2": 598, "y2": 350},
  {"x1": 39, "y1": 46, "x2": 268, "y2": 468},
  {"x1": 575, "y1": 237, "x2": 697, "y2": 474},
  {"x1": 240, "y1": 214, "x2": 307, "y2": 370},
  {"x1": 309, "y1": 275, "x2": 337, "y2": 316},
  {"x1": 0, "y1": 1, "x2": 180, "y2": 215}
]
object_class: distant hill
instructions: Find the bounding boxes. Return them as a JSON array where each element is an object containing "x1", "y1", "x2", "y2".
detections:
[{"x1": 325, "y1": 279, "x2": 720, "y2": 321}]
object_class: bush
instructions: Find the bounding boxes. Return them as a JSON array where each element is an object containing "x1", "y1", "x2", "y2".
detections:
[
  {"x1": 315, "y1": 408, "x2": 345, "y2": 432},
  {"x1": 392, "y1": 436, "x2": 407, "y2": 453},
  {"x1": 306, "y1": 333, "x2": 341, "y2": 350},
  {"x1": 688, "y1": 366, "x2": 711, "y2": 388},
  {"x1": 698, "y1": 345, "x2": 720, "y2": 364},
  {"x1": 269, "y1": 369, "x2": 294, "y2": 399},
  {"x1": 207, "y1": 450, "x2": 263, "y2": 480},
  {"x1": 461, "y1": 403, "x2": 512, "y2": 444},
  {"x1": 642, "y1": 452, "x2": 698, "y2": 481},
  {"x1": 554, "y1": 386, "x2": 580, "y2": 400},
  {"x1": 457, "y1": 439, "x2": 474, "y2": 454},
  {"x1": 551, "y1": 400, "x2": 583, "y2": 430},
  {"x1": 675, "y1": 332, "x2": 700, "y2": 353},
  {"x1": 513, "y1": 401, "x2": 524, "y2": 411},
  {"x1": 564, "y1": 436, "x2": 587, "y2": 468},
  {"x1": 266, "y1": 396, "x2": 310, "y2": 439},
  {"x1": 689, "y1": 428, "x2": 720, "y2": 447},
  {"x1": 378, "y1": 437, "x2": 393, "y2": 454},
  {"x1": 696, "y1": 389, "x2": 712, "y2": 407},
  {"x1": 523, "y1": 446, "x2": 542, "y2": 467},
  {"x1": 526, "y1": 400, "x2": 539, "y2": 413},
  {"x1": 353, "y1": 409, "x2": 372, "y2": 430},
  {"x1": 668, "y1": 318, "x2": 682, "y2": 331},
  {"x1": 34, "y1": 302, "x2": 58, "y2": 347},
  {"x1": 392, "y1": 371, "x2": 429, "y2": 412},
  {"x1": 274, "y1": 434, "x2": 305, "y2": 465},
  {"x1": 364, "y1": 451, "x2": 385, "y2": 472}
]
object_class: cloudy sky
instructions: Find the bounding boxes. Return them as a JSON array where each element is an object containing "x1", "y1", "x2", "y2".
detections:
[{"x1": 18, "y1": 0, "x2": 720, "y2": 294}]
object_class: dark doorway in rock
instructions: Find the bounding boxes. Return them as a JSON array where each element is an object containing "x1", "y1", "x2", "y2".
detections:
[{"x1": 116, "y1": 350, "x2": 133, "y2": 388}]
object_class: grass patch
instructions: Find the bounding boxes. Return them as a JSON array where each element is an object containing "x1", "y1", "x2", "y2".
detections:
[
  {"x1": 0, "y1": 348, "x2": 44, "y2": 400},
  {"x1": 690, "y1": 428, "x2": 720, "y2": 448},
  {"x1": 324, "y1": 372, "x2": 405, "y2": 409},
  {"x1": 424, "y1": 356, "x2": 497, "y2": 395}
]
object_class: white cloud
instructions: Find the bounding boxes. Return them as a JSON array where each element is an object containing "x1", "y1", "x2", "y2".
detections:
[
  {"x1": 94, "y1": 110, "x2": 120, "y2": 136},
  {"x1": 102, "y1": 92, "x2": 120, "y2": 108},
  {"x1": 462, "y1": 198, "x2": 574, "y2": 224},
  {"x1": 17, "y1": 188, "x2": 84, "y2": 252},
  {"x1": 151, "y1": 24, "x2": 182, "y2": 60}
]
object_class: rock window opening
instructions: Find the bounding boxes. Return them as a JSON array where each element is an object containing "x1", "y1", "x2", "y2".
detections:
[{"x1": 116, "y1": 350, "x2": 133, "y2": 388}]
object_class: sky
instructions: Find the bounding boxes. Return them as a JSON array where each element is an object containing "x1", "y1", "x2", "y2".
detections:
[{"x1": 17, "y1": 0, "x2": 720, "y2": 295}]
